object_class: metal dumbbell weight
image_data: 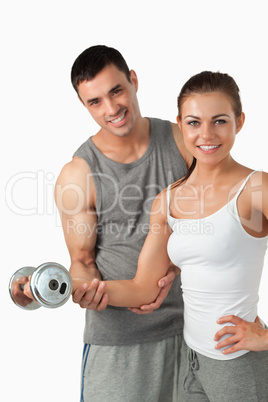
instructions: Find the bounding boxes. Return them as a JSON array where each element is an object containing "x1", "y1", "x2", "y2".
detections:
[{"x1": 9, "y1": 262, "x2": 72, "y2": 310}]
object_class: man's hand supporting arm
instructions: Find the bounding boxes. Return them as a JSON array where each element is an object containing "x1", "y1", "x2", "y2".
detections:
[{"x1": 128, "y1": 263, "x2": 180, "y2": 314}]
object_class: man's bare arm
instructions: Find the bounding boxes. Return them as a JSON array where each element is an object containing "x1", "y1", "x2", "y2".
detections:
[{"x1": 55, "y1": 157, "x2": 108, "y2": 310}]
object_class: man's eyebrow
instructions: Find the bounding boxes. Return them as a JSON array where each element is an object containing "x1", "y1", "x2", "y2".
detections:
[
  {"x1": 86, "y1": 97, "x2": 99, "y2": 104},
  {"x1": 86, "y1": 84, "x2": 122, "y2": 104},
  {"x1": 108, "y1": 84, "x2": 122, "y2": 94}
]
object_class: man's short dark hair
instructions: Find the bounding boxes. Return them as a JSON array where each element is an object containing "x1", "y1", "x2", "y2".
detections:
[{"x1": 71, "y1": 45, "x2": 131, "y2": 93}]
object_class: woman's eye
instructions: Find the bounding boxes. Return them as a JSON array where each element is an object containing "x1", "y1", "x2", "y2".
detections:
[
  {"x1": 188, "y1": 120, "x2": 199, "y2": 126},
  {"x1": 215, "y1": 119, "x2": 226, "y2": 125}
]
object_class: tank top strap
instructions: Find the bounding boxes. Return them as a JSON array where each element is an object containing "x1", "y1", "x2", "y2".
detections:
[{"x1": 232, "y1": 170, "x2": 259, "y2": 202}]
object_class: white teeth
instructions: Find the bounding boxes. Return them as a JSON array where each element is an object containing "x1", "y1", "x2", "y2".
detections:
[
  {"x1": 199, "y1": 145, "x2": 219, "y2": 151},
  {"x1": 110, "y1": 112, "x2": 126, "y2": 124}
]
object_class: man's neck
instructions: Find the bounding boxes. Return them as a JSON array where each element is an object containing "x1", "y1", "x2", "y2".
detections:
[{"x1": 92, "y1": 117, "x2": 150, "y2": 164}]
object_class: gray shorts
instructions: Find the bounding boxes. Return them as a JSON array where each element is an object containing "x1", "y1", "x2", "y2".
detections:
[
  {"x1": 178, "y1": 337, "x2": 268, "y2": 402},
  {"x1": 80, "y1": 334, "x2": 183, "y2": 402}
]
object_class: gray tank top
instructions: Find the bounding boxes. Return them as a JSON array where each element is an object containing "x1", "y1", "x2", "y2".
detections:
[{"x1": 73, "y1": 117, "x2": 187, "y2": 345}]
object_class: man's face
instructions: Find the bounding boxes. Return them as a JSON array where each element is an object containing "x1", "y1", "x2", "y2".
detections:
[{"x1": 77, "y1": 64, "x2": 140, "y2": 137}]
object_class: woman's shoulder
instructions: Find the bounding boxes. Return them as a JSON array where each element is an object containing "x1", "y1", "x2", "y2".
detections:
[{"x1": 247, "y1": 170, "x2": 268, "y2": 187}]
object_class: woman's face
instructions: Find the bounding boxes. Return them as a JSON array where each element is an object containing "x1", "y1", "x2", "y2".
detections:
[{"x1": 177, "y1": 92, "x2": 245, "y2": 168}]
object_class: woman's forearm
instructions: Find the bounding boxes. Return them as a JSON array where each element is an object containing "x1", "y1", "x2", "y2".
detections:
[
  {"x1": 104, "y1": 278, "x2": 160, "y2": 308},
  {"x1": 72, "y1": 277, "x2": 160, "y2": 308}
]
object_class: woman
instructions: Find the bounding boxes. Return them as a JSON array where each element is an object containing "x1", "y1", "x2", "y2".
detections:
[
  {"x1": 163, "y1": 71, "x2": 268, "y2": 401},
  {"x1": 95, "y1": 71, "x2": 268, "y2": 400}
]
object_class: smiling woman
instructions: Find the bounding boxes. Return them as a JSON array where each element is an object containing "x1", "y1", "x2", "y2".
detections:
[
  {"x1": 177, "y1": 92, "x2": 244, "y2": 164},
  {"x1": 89, "y1": 71, "x2": 268, "y2": 401}
]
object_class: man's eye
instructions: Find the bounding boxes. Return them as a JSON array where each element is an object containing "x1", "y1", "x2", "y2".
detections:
[{"x1": 113, "y1": 89, "x2": 121, "y2": 95}]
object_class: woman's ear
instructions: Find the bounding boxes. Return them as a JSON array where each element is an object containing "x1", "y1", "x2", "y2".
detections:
[
  {"x1": 176, "y1": 115, "x2": 182, "y2": 130},
  {"x1": 236, "y1": 112, "x2": 245, "y2": 134}
]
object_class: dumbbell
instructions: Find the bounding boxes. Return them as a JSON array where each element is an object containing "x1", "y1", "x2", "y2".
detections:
[{"x1": 9, "y1": 262, "x2": 72, "y2": 310}]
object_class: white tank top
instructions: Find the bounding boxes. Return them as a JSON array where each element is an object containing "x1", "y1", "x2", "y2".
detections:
[{"x1": 167, "y1": 171, "x2": 267, "y2": 360}]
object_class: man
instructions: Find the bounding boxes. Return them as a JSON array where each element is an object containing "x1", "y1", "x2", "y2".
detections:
[
  {"x1": 55, "y1": 45, "x2": 191, "y2": 402},
  {"x1": 55, "y1": 46, "x2": 267, "y2": 401}
]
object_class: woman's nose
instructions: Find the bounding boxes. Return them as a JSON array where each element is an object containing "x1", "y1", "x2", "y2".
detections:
[{"x1": 199, "y1": 123, "x2": 215, "y2": 140}]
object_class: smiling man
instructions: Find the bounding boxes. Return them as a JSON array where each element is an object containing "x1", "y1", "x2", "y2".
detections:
[
  {"x1": 77, "y1": 65, "x2": 140, "y2": 138},
  {"x1": 55, "y1": 45, "x2": 191, "y2": 402}
]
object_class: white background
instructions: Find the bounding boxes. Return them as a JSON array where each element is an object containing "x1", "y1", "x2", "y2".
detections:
[{"x1": 1, "y1": 1, "x2": 268, "y2": 401}]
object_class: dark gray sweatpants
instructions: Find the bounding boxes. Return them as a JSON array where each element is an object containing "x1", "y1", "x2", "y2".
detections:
[
  {"x1": 81, "y1": 335, "x2": 182, "y2": 402},
  {"x1": 178, "y1": 337, "x2": 268, "y2": 401}
]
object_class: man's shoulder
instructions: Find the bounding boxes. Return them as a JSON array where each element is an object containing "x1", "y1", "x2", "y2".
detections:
[
  {"x1": 56, "y1": 157, "x2": 92, "y2": 186},
  {"x1": 149, "y1": 116, "x2": 172, "y2": 126},
  {"x1": 150, "y1": 117, "x2": 178, "y2": 135},
  {"x1": 169, "y1": 123, "x2": 192, "y2": 168},
  {"x1": 55, "y1": 157, "x2": 96, "y2": 211},
  {"x1": 151, "y1": 118, "x2": 181, "y2": 147},
  {"x1": 74, "y1": 135, "x2": 93, "y2": 155}
]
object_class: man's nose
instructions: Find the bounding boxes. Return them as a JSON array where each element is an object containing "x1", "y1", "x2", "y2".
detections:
[{"x1": 105, "y1": 99, "x2": 120, "y2": 117}]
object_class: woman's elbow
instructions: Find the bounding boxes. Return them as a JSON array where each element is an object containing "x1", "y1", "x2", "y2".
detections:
[{"x1": 132, "y1": 280, "x2": 160, "y2": 306}]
